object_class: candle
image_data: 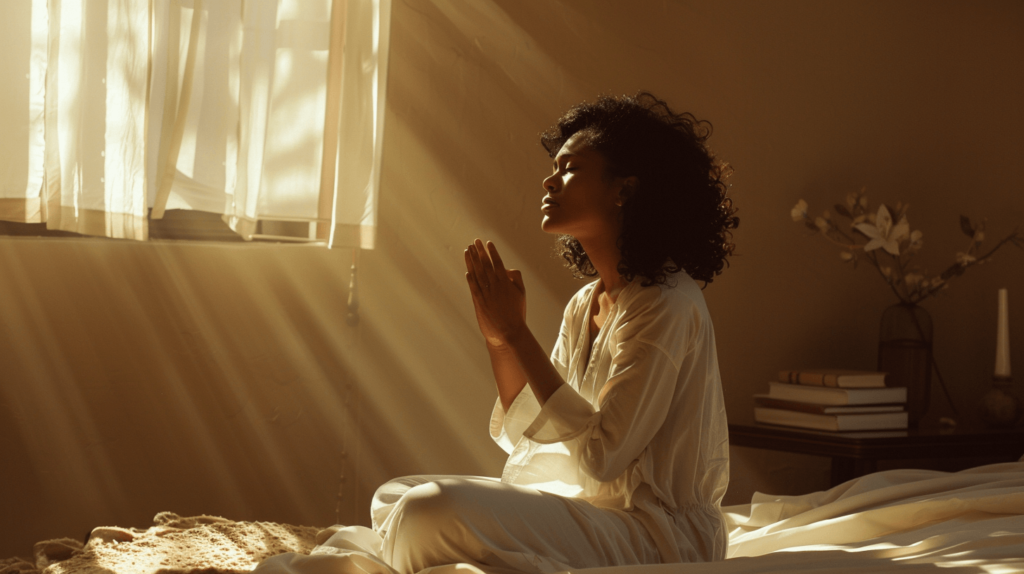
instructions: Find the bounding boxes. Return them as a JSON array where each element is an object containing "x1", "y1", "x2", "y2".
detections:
[{"x1": 995, "y1": 288, "x2": 1011, "y2": 378}]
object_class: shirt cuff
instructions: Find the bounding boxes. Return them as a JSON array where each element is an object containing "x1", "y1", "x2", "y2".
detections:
[
  {"x1": 523, "y1": 383, "x2": 599, "y2": 444},
  {"x1": 489, "y1": 386, "x2": 541, "y2": 454}
]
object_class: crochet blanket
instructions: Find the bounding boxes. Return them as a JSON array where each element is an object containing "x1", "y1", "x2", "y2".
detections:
[{"x1": 2, "y1": 512, "x2": 319, "y2": 574}]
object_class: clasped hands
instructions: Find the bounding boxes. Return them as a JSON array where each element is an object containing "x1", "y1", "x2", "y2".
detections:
[{"x1": 465, "y1": 239, "x2": 527, "y2": 349}]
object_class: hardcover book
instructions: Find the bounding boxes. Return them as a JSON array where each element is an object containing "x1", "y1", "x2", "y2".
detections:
[
  {"x1": 767, "y1": 381, "x2": 907, "y2": 405},
  {"x1": 778, "y1": 369, "x2": 887, "y2": 388},
  {"x1": 753, "y1": 394, "x2": 905, "y2": 414},
  {"x1": 754, "y1": 407, "x2": 909, "y2": 431}
]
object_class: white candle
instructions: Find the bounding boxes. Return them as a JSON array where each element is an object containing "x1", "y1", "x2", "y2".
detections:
[{"x1": 995, "y1": 288, "x2": 1011, "y2": 378}]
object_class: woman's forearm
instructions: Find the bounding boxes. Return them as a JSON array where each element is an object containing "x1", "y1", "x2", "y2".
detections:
[
  {"x1": 506, "y1": 328, "x2": 565, "y2": 406},
  {"x1": 463, "y1": 239, "x2": 564, "y2": 408},
  {"x1": 488, "y1": 344, "x2": 529, "y2": 412}
]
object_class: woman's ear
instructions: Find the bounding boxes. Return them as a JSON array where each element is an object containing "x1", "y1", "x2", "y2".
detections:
[{"x1": 616, "y1": 176, "x2": 639, "y2": 206}]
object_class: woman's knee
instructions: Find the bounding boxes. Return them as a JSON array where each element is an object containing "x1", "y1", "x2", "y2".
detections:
[
  {"x1": 385, "y1": 479, "x2": 489, "y2": 564},
  {"x1": 372, "y1": 475, "x2": 450, "y2": 532},
  {"x1": 394, "y1": 479, "x2": 472, "y2": 529},
  {"x1": 380, "y1": 480, "x2": 468, "y2": 571}
]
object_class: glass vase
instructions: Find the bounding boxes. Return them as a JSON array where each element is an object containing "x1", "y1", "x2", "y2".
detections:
[{"x1": 878, "y1": 303, "x2": 932, "y2": 428}]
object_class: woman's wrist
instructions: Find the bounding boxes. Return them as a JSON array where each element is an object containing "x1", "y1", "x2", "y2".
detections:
[
  {"x1": 502, "y1": 326, "x2": 565, "y2": 406},
  {"x1": 482, "y1": 324, "x2": 530, "y2": 352},
  {"x1": 501, "y1": 324, "x2": 532, "y2": 350},
  {"x1": 486, "y1": 339, "x2": 512, "y2": 353}
]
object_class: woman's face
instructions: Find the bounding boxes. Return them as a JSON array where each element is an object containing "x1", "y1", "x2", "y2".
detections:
[{"x1": 540, "y1": 134, "x2": 627, "y2": 240}]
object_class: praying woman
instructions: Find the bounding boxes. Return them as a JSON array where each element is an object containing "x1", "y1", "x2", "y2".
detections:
[{"x1": 366, "y1": 92, "x2": 739, "y2": 573}]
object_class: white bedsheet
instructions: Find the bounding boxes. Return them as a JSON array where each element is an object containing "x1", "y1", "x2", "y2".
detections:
[{"x1": 255, "y1": 460, "x2": 1024, "y2": 574}]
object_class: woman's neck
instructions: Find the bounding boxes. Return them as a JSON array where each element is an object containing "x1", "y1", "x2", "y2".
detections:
[{"x1": 579, "y1": 235, "x2": 626, "y2": 301}]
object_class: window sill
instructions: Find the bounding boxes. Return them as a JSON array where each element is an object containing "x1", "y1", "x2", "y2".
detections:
[{"x1": 0, "y1": 210, "x2": 324, "y2": 244}]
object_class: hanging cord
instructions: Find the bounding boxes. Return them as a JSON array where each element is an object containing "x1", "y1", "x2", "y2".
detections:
[
  {"x1": 335, "y1": 248, "x2": 361, "y2": 524},
  {"x1": 346, "y1": 247, "x2": 360, "y2": 326},
  {"x1": 353, "y1": 381, "x2": 360, "y2": 525},
  {"x1": 335, "y1": 380, "x2": 351, "y2": 525},
  {"x1": 335, "y1": 381, "x2": 362, "y2": 525}
]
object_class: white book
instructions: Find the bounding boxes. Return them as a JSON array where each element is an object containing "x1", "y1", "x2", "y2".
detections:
[
  {"x1": 768, "y1": 382, "x2": 907, "y2": 405},
  {"x1": 753, "y1": 394, "x2": 905, "y2": 414},
  {"x1": 754, "y1": 407, "x2": 909, "y2": 431}
]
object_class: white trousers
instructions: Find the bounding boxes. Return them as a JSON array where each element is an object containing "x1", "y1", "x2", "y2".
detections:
[
  {"x1": 254, "y1": 475, "x2": 662, "y2": 574},
  {"x1": 370, "y1": 475, "x2": 661, "y2": 574}
]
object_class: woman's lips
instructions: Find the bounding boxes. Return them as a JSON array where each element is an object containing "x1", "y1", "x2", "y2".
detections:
[{"x1": 542, "y1": 200, "x2": 558, "y2": 212}]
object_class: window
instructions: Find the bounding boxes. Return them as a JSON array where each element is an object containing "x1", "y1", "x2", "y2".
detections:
[{"x1": 0, "y1": 0, "x2": 390, "y2": 247}]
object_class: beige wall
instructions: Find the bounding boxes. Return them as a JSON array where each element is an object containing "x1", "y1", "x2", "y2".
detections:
[{"x1": 2, "y1": 0, "x2": 1023, "y2": 559}]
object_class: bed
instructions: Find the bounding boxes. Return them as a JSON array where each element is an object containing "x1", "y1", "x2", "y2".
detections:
[{"x1": 7, "y1": 459, "x2": 1023, "y2": 574}]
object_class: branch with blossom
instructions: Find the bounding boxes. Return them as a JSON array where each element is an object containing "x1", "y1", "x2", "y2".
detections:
[{"x1": 791, "y1": 188, "x2": 1023, "y2": 305}]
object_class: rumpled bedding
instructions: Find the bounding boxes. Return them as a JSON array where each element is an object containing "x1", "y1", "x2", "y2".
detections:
[
  {"x1": 8, "y1": 461, "x2": 1024, "y2": 574},
  {"x1": 3, "y1": 512, "x2": 320, "y2": 574}
]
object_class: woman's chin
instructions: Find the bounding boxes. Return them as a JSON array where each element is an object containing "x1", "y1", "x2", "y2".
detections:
[{"x1": 540, "y1": 216, "x2": 562, "y2": 234}]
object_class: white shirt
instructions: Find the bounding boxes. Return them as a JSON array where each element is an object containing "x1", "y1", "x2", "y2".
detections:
[{"x1": 489, "y1": 272, "x2": 730, "y2": 562}]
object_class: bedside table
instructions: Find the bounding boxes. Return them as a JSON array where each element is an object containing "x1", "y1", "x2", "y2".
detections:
[{"x1": 728, "y1": 422, "x2": 1024, "y2": 487}]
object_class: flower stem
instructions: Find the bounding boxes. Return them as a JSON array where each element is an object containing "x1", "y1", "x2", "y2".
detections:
[
  {"x1": 911, "y1": 228, "x2": 1022, "y2": 304},
  {"x1": 974, "y1": 228, "x2": 1021, "y2": 262},
  {"x1": 867, "y1": 251, "x2": 909, "y2": 304},
  {"x1": 892, "y1": 252, "x2": 910, "y2": 302}
]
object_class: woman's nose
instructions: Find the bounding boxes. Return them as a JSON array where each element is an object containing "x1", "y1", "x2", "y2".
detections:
[{"x1": 542, "y1": 174, "x2": 557, "y2": 193}]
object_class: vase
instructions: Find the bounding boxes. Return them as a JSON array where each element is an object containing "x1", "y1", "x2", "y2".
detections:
[{"x1": 878, "y1": 303, "x2": 932, "y2": 428}]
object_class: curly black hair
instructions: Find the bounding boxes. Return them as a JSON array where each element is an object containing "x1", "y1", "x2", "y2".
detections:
[{"x1": 540, "y1": 92, "x2": 738, "y2": 286}]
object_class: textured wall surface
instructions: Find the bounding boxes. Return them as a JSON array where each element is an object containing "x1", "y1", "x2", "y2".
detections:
[{"x1": 2, "y1": 0, "x2": 1023, "y2": 559}]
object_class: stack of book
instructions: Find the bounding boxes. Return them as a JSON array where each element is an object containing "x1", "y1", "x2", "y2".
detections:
[{"x1": 754, "y1": 369, "x2": 908, "y2": 431}]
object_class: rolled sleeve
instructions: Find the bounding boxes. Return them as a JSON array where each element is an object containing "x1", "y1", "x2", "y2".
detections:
[
  {"x1": 489, "y1": 386, "x2": 542, "y2": 454},
  {"x1": 491, "y1": 306, "x2": 575, "y2": 454},
  {"x1": 528, "y1": 340, "x2": 679, "y2": 482},
  {"x1": 522, "y1": 384, "x2": 598, "y2": 443}
]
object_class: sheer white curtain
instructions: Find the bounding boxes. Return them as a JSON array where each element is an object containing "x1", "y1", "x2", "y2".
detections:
[
  {"x1": 0, "y1": 0, "x2": 149, "y2": 239},
  {"x1": 0, "y1": 0, "x2": 390, "y2": 248}
]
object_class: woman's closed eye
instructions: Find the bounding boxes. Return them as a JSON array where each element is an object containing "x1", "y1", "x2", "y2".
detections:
[{"x1": 551, "y1": 160, "x2": 577, "y2": 174}]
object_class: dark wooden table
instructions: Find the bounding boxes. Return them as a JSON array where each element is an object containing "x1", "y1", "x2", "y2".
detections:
[{"x1": 728, "y1": 422, "x2": 1024, "y2": 487}]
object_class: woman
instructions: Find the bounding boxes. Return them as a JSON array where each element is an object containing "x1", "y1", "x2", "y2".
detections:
[{"x1": 367, "y1": 92, "x2": 738, "y2": 573}]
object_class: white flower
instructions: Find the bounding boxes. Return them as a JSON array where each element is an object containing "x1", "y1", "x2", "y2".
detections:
[
  {"x1": 815, "y1": 217, "x2": 830, "y2": 233},
  {"x1": 840, "y1": 251, "x2": 854, "y2": 261},
  {"x1": 905, "y1": 230, "x2": 924, "y2": 253},
  {"x1": 855, "y1": 205, "x2": 909, "y2": 256},
  {"x1": 956, "y1": 252, "x2": 976, "y2": 266},
  {"x1": 791, "y1": 199, "x2": 808, "y2": 222},
  {"x1": 904, "y1": 273, "x2": 924, "y2": 288}
]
